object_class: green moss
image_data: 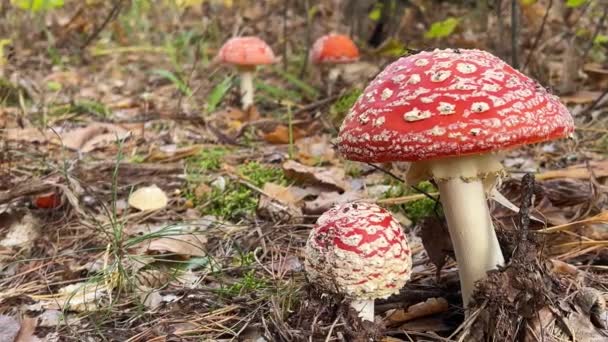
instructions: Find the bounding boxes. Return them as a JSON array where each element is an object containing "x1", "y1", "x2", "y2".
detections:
[
  {"x1": 198, "y1": 161, "x2": 287, "y2": 221},
  {"x1": 237, "y1": 161, "x2": 286, "y2": 187},
  {"x1": 330, "y1": 88, "x2": 362, "y2": 126},
  {"x1": 382, "y1": 180, "x2": 441, "y2": 224},
  {"x1": 188, "y1": 146, "x2": 230, "y2": 171}
]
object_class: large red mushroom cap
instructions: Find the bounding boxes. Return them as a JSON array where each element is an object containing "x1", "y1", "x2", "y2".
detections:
[
  {"x1": 337, "y1": 48, "x2": 574, "y2": 163},
  {"x1": 310, "y1": 34, "x2": 360, "y2": 64},
  {"x1": 305, "y1": 202, "x2": 412, "y2": 300},
  {"x1": 215, "y1": 36, "x2": 277, "y2": 67}
]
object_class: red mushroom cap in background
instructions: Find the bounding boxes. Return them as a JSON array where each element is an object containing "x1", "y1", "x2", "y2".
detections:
[
  {"x1": 215, "y1": 36, "x2": 277, "y2": 67},
  {"x1": 337, "y1": 48, "x2": 574, "y2": 163},
  {"x1": 310, "y1": 34, "x2": 360, "y2": 64},
  {"x1": 305, "y1": 202, "x2": 412, "y2": 300}
]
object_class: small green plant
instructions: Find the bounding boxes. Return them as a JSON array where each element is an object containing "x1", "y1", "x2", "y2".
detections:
[
  {"x1": 72, "y1": 100, "x2": 111, "y2": 118},
  {"x1": 382, "y1": 180, "x2": 441, "y2": 224},
  {"x1": 151, "y1": 69, "x2": 192, "y2": 96}
]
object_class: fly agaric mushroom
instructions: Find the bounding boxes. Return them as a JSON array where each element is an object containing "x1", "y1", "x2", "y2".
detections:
[
  {"x1": 215, "y1": 36, "x2": 277, "y2": 110},
  {"x1": 305, "y1": 202, "x2": 412, "y2": 322},
  {"x1": 337, "y1": 48, "x2": 574, "y2": 309},
  {"x1": 310, "y1": 34, "x2": 360, "y2": 94}
]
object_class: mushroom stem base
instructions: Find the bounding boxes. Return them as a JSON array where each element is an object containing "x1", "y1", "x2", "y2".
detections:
[
  {"x1": 351, "y1": 299, "x2": 374, "y2": 322},
  {"x1": 437, "y1": 178, "x2": 504, "y2": 309}
]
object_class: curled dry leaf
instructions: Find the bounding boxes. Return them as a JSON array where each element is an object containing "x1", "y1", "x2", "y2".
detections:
[
  {"x1": 282, "y1": 160, "x2": 347, "y2": 191},
  {"x1": 128, "y1": 185, "x2": 168, "y2": 211},
  {"x1": 39, "y1": 282, "x2": 109, "y2": 312},
  {"x1": 60, "y1": 122, "x2": 142, "y2": 153},
  {"x1": 302, "y1": 190, "x2": 361, "y2": 215},
  {"x1": 0, "y1": 212, "x2": 40, "y2": 250},
  {"x1": 385, "y1": 297, "x2": 449, "y2": 327},
  {"x1": 145, "y1": 231, "x2": 208, "y2": 257},
  {"x1": 4, "y1": 127, "x2": 49, "y2": 143},
  {"x1": 257, "y1": 183, "x2": 303, "y2": 222},
  {"x1": 417, "y1": 216, "x2": 453, "y2": 277}
]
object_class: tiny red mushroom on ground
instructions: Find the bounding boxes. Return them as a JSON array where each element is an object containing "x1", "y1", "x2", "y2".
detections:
[
  {"x1": 305, "y1": 202, "x2": 412, "y2": 322},
  {"x1": 310, "y1": 34, "x2": 360, "y2": 95},
  {"x1": 215, "y1": 36, "x2": 277, "y2": 110},
  {"x1": 337, "y1": 48, "x2": 574, "y2": 311}
]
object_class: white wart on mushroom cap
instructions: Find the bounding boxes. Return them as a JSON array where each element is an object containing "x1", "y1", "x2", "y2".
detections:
[
  {"x1": 337, "y1": 48, "x2": 574, "y2": 166},
  {"x1": 305, "y1": 202, "x2": 412, "y2": 300}
]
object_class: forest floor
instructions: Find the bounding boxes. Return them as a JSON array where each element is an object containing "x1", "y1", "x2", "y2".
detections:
[{"x1": 0, "y1": 1, "x2": 607, "y2": 341}]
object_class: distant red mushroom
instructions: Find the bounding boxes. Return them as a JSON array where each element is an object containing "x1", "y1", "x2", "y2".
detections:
[
  {"x1": 310, "y1": 34, "x2": 360, "y2": 94},
  {"x1": 337, "y1": 48, "x2": 574, "y2": 310},
  {"x1": 305, "y1": 202, "x2": 412, "y2": 322},
  {"x1": 215, "y1": 36, "x2": 277, "y2": 110}
]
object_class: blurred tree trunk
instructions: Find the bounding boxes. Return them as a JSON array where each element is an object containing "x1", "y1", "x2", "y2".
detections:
[{"x1": 342, "y1": 0, "x2": 411, "y2": 47}]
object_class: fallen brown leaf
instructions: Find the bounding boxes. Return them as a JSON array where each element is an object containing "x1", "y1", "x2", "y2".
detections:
[
  {"x1": 282, "y1": 160, "x2": 347, "y2": 191},
  {"x1": 257, "y1": 183, "x2": 302, "y2": 222},
  {"x1": 60, "y1": 122, "x2": 142, "y2": 152},
  {"x1": 262, "y1": 124, "x2": 305, "y2": 144},
  {"x1": 295, "y1": 135, "x2": 336, "y2": 166},
  {"x1": 418, "y1": 216, "x2": 452, "y2": 277}
]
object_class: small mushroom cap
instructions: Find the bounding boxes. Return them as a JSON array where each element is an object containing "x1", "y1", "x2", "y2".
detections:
[
  {"x1": 337, "y1": 48, "x2": 574, "y2": 163},
  {"x1": 310, "y1": 34, "x2": 360, "y2": 64},
  {"x1": 305, "y1": 202, "x2": 412, "y2": 300},
  {"x1": 215, "y1": 36, "x2": 277, "y2": 67}
]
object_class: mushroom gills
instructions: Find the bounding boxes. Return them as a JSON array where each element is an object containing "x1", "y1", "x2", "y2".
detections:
[{"x1": 406, "y1": 153, "x2": 505, "y2": 191}]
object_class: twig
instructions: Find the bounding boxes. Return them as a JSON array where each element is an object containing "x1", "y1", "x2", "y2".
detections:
[
  {"x1": 81, "y1": 0, "x2": 124, "y2": 50},
  {"x1": 511, "y1": 0, "x2": 520, "y2": 69},
  {"x1": 514, "y1": 173, "x2": 535, "y2": 258},
  {"x1": 361, "y1": 161, "x2": 439, "y2": 203},
  {"x1": 293, "y1": 93, "x2": 341, "y2": 116},
  {"x1": 523, "y1": 0, "x2": 553, "y2": 70},
  {"x1": 582, "y1": 2, "x2": 608, "y2": 62},
  {"x1": 496, "y1": 0, "x2": 505, "y2": 60},
  {"x1": 579, "y1": 87, "x2": 608, "y2": 118}
]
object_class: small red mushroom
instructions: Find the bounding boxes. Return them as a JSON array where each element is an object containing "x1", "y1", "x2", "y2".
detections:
[
  {"x1": 337, "y1": 48, "x2": 574, "y2": 310},
  {"x1": 33, "y1": 191, "x2": 62, "y2": 209},
  {"x1": 310, "y1": 34, "x2": 360, "y2": 95},
  {"x1": 215, "y1": 36, "x2": 277, "y2": 110},
  {"x1": 305, "y1": 202, "x2": 412, "y2": 322}
]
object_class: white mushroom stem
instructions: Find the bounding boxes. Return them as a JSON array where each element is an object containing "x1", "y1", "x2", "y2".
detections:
[
  {"x1": 351, "y1": 299, "x2": 374, "y2": 322},
  {"x1": 239, "y1": 66, "x2": 255, "y2": 110},
  {"x1": 327, "y1": 67, "x2": 340, "y2": 96},
  {"x1": 437, "y1": 177, "x2": 504, "y2": 308},
  {"x1": 407, "y1": 154, "x2": 506, "y2": 311}
]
